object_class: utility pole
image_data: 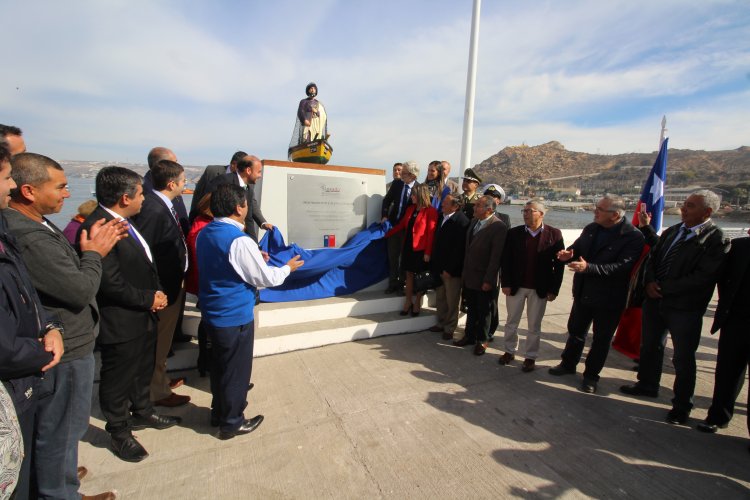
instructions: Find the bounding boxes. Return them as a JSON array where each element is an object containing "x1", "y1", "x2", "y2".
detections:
[{"x1": 458, "y1": 0, "x2": 481, "y2": 178}]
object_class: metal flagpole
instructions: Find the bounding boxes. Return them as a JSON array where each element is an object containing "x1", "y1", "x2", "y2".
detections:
[
  {"x1": 659, "y1": 115, "x2": 667, "y2": 148},
  {"x1": 458, "y1": 0, "x2": 482, "y2": 178}
]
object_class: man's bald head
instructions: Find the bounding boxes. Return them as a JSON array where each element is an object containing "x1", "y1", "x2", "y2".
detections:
[{"x1": 147, "y1": 147, "x2": 177, "y2": 170}]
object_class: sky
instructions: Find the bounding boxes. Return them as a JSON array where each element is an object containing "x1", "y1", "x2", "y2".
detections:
[{"x1": 2, "y1": 0, "x2": 749, "y2": 171}]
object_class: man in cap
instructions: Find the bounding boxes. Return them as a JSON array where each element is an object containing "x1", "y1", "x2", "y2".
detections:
[{"x1": 460, "y1": 168, "x2": 482, "y2": 219}]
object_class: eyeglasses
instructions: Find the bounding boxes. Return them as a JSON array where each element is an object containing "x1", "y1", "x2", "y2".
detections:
[
  {"x1": 594, "y1": 205, "x2": 615, "y2": 212},
  {"x1": 521, "y1": 208, "x2": 539, "y2": 214}
]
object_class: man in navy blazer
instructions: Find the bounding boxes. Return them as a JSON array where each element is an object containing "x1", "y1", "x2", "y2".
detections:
[
  {"x1": 381, "y1": 160, "x2": 419, "y2": 293},
  {"x1": 429, "y1": 193, "x2": 470, "y2": 340},
  {"x1": 499, "y1": 200, "x2": 564, "y2": 372},
  {"x1": 133, "y1": 160, "x2": 191, "y2": 408},
  {"x1": 81, "y1": 167, "x2": 180, "y2": 463},
  {"x1": 698, "y1": 231, "x2": 750, "y2": 440},
  {"x1": 550, "y1": 195, "x2": 644, "y2": 393}
]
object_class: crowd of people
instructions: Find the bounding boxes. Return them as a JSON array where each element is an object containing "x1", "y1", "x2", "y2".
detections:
[
  {"x1": 1, "y1": 123, "x2": 748, "y2": 499},
  {"x1": 0, "y1": 125, "x2": 301, "y2": 499},
  {"x1": 381, "y1": 159, "x2": 749, "y2": 447}
]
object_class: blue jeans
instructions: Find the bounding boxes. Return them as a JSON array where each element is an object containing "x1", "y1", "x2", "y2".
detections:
[
  {"x1": 33, "y1": 354, "x2": 95, "y2": 499},
  {"x1": 638, "y1": 299, "x2": 704, "y2": 412},
  {"x1": 206, "y1": 322, "x2": 255, "y2": 432}
]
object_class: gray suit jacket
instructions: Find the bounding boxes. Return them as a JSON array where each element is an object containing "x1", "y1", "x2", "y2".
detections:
[{"x1": 462, "y1": 215, "x2": 508, "y2": 290}]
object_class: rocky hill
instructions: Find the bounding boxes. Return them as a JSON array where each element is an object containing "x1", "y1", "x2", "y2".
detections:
[{"x1": 474, "y1": 142, "x2": 750, "y2": 195}]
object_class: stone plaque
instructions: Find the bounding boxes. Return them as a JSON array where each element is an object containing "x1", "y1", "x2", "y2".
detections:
[{"x1": 286, "y1": 174, "x2": 367, "y2": 248}]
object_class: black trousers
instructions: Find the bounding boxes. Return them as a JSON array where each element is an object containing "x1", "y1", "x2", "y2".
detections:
[
  {"x1": 706, "y1": 315, "x2": 750, "y2": 430},
  {"x1": 98, "y1": 331, "x2": 157, "y2": 436},
  {"x1": 464, "y1": 288, "x2": 495, "y2": 343},
  {"x1": 560, "y1": 301, "x2": 623, "y2": 381},
  {"x1": 206, "y1": 321, "x2": 255, "y2": 433}
]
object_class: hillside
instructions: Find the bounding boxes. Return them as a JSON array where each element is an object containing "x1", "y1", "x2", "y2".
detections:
[{"x1": 474, "y1": 142, "x2": 750, "y2": 196}]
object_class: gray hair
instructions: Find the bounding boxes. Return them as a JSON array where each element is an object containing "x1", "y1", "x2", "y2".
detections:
[
  {"x1": 526, "y1": 199, "x2": 547, "y2": 215},
  {"x1": 480, "y1": 195, "x2": 497, "y2": 213},
  {"x1": 401, "y1": 160, "x2": 420, "y2": 179},
  {"x1": 602, "y1": 194, "x2": 626, "y2": 218},
  {"x1": 691, "y1": 189, "x2": 720, "y2": 212}
]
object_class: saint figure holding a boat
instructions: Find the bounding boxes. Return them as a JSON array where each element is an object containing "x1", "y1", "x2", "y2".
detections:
[{"x1": 288, "y1": 82, "x2": 333, "y2": 164}]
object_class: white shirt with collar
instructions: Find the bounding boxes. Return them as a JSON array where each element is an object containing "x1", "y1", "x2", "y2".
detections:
[
  {"x1": 216, "y1": 217, "x2": 290, "y2": 289},
  {"x1": 101, "y1": 204, "x2": 154, "y2": 263},
  {"x1": 525, "y1": 224, "x2": 544, "y2": 238}
]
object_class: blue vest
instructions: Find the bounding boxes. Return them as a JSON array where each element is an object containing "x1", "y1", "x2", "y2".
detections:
[{"x1": 197, "y1": 220, "x2": 255, "y2": 327}]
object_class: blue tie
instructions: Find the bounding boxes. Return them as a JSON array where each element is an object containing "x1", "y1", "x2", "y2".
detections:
[{"x1": 399, "y1": 184, "x2": 410, "y2": 219}]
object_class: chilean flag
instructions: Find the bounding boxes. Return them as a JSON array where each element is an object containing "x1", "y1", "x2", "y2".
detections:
[
  {"x1": 613, "y1": 137, "x2": 668, "y2": 359},
  {"x1": 632, "y1": 137, "x2": 668, "y2": 232}
]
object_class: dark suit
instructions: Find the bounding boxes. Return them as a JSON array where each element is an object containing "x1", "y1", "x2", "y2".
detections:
[
  {"x1": 80, "y1": 206, "x2": 161, "y2": 436},
  {"x1": 462, "y1": 215, "x2": 507, "y2": 343},
  {"x1": 705, "y1": 237, "x2": 750, "y2": 429},
  {"x1": 431, "y1": 210, "x2": 470, "y2": 336},
  {"x1": 132, "y1": 193, "x2": 188, "y2": 401},
  {"x1": 209, "y1": 173, "x2": 267, "y2": 242},
  {"x1": 636, "y1": 221, "x2": 729, "y2": 412},
  {"x1": 381, "y1": 179, "x2": 417, "y2": 288},
  {"x1": 190, "y1": 164, "x2": 227, "y2": 221},
  {"x1": 558, "y1": 218, "x2": 644, "y2": 381}
]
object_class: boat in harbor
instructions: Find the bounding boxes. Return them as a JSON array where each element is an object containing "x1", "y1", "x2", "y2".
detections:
[{"x1": 288, "y1": 138, "x2": 333, "y2": 164}]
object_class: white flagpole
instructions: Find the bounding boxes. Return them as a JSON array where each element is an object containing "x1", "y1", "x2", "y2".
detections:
[
  {"x1": 459, "y1": 0, "x2": 482, "y2": 178},
  {"x1": 659, "y1": 115, "x2": 667, "y2": 148}
]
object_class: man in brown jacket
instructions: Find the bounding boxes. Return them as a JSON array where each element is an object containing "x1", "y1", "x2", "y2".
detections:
[{"x1": 455, "y1": 195, "x2": 508, "y2": 355}]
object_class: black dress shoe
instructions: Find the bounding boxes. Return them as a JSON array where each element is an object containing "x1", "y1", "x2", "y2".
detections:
[
  {"x1": 580, "y1": 378, "x2": 597, "y2": 394},
  {"x1": 248, "y1": 382, "x2": 254, "y2": 391},
  {"x1": 218, "y1": 415, "x2": 264, "y2": 440},
  {"x1": 453, "y1": 337, "x2": 475, "y2": 347},
  {"x1": 548, "y1": 363, "x2": 576, "y2": 376},
  {"x1": 619, "y1": 384, "x2": 659, "y2": 398},
  {"x1": 131, "y1": 413, "x2": 182, "y2": 430},
  {"x1": 111, "y1": 434, "x2": 148, "y2": 462},
  {"x1": 666, "y1": 408, "x2": 690, "y2": 425},
  {"x1": 696, "y1": 421, "x2": 728, "y2": 433}
]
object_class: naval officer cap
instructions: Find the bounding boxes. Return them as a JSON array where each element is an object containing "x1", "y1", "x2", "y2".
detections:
[{"x1": 462, "y1": 168, "x2": 482, "y2": 184}]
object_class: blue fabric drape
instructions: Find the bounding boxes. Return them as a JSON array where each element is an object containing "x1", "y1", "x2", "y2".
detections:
[{"x1": 258, "y1": 222, "x2": 390, "y2": 302}]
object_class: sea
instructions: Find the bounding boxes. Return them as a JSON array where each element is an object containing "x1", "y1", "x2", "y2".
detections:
[{"x1": 47, "y1": 176, "x2": 749, "y2": 239}]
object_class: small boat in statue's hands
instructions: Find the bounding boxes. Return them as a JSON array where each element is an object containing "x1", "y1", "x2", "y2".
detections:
[{"x1": 288, "y1": 82, "x2": 333, "y2": 164}]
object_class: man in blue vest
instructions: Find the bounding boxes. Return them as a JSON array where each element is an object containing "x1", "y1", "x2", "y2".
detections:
[{"x1": 197, "y1": 184, "x2": 303, "y2": 439}]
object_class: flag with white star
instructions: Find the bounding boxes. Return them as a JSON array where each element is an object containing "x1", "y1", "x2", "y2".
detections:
[{"x1": 633, "y1": 137, "x2": 668, "y2": 233}]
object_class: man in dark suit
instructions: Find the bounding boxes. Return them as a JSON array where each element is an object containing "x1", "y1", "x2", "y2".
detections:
[
  {"x1": 455, "y1": 195, "x2": 507, "y2": 355},
  {"x1": 142, "y1": 147, "x2": 188, "y2": 233},
  {"x1": 697, "y1": 230, "x2": 749, "y2": 440},
  {"x1": 429, "y1": 194, "x2": 470, "y2": 340},
  {"x1": 499, "y1": 200, "x2": 565, "y2": 372},
  {"x1": 550, "y1": 195, "x2": 644, "y2": 394},
  {"x1": 380, "y1": 160, "x2": 419, "y2": 294},
  {"x1": 133, "y1": 160, "x2": 191, "y2": 408},
  {"x1": 621, "y1": 190, "x2": 729, "y2": 425},
  {"x1": 209, "y1": 154, "x2": 272, "y2": 242},
  {"x1": 81, "y1": 166, "x2": 180, "y2": 463},
  {"x1": 189, "y1": 151, "x2": 246, "y2": 221},
  {"x1": 483, "y1": 183, "x2": 511, "y2": 340}
]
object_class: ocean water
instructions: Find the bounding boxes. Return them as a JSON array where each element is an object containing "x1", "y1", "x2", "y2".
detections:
[{"x1": 46, "y1": 176, "x2": 748, "y2": 237}]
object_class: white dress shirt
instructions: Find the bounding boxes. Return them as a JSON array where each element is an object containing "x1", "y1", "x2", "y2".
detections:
[{"x1": 216, "y1": 217, "x2": 290, "y2": 289}]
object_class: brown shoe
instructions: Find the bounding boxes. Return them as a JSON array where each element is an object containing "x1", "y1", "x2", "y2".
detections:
[
  {"x1": 82, "y1": 492, "x2": 117, "y2": 500},
  {"x1": 77, "y1": 466, "x2": 88, "y2": 481},
  {"x1": 429, "y1": 325, "x2": 443, "y2": 333},
  {"x1": 521, "y1": 359, "x2": 536, "y2": 372},
  {"x1": 498, "y1": 353, "x2": 515, "y2": 365},
  {"x1": 442, "y1": 332, "x2": 453, "y2": 340},
  {"x1": 474, "y1": 342, "x2": 488, "y2": 356},
  {"x1": 154, "y1": 393, "x2": 190, "y2": 407},
  {"x1": 168, "y1": 377, "x2": 186, "y2": 389}
]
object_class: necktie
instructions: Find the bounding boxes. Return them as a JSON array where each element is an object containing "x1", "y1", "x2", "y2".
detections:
[
  {"x1": 656, "y1": 228, "x2": 687, "y2": 280},
  {"x1": 399, "y1": 184, "x2": 410, "y2": 219},
  {"x1": 170, "y1": 206, "x2": 186, "y2": 242},
  {"x1": 126, "y1": 220, "x2": 145, "y2": 252}
]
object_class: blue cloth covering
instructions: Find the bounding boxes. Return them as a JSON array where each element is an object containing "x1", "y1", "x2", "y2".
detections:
[{"x1": 258, "y1": 222, "x2": 390, "y2": 302}]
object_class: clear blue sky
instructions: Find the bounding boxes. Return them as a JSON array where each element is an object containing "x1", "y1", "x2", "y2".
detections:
[{"x1": 2, "y1": 0, "x2": 748, "y2": 169}]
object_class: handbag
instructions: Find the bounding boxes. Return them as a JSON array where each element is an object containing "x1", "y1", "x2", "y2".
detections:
[{"x1": 413, "y1": 270, "x2": 441, "y2": 293}]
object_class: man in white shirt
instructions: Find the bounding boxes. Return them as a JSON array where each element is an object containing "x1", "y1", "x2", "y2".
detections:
[{"x1": 197, "y1": 184, "x2": 303, "y2": 440}]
